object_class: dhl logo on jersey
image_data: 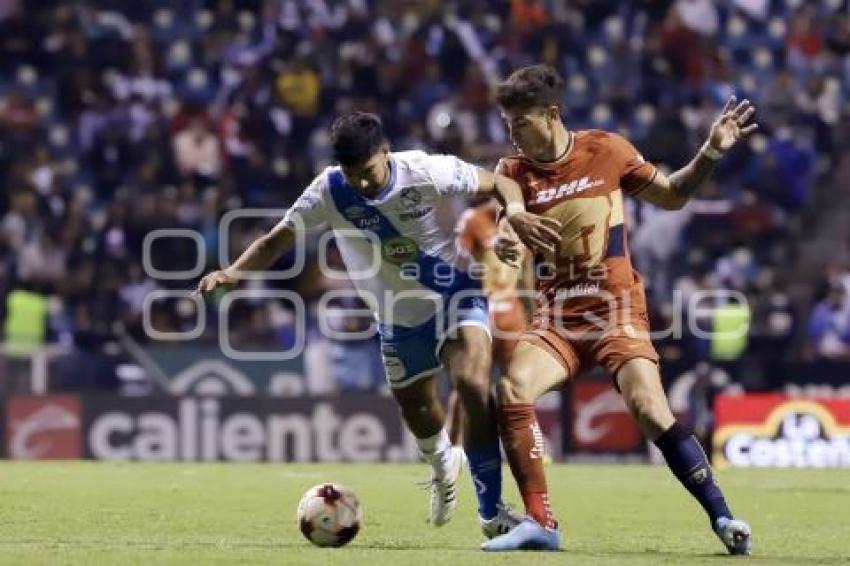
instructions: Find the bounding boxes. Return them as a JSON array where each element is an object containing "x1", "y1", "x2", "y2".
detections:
[
  {"x1": 530, "y1": 176, "x2": 605, "y2": 205},
  {"x1": 712, "y1": 394, "x2": 850, "y2": 469}
]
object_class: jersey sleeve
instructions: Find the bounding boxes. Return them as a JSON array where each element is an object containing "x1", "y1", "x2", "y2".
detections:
[
  {"x1": 495, "y1": 156, "x2": 532, "y2": 202},
  {"x1": 425, "y1": 154, "x2": 480, "y2": 196},
  {"x1": 610, "y1": 134, "x2": 657, "y2": 196},
  {"x1": 279, "y1": 173, "x2": 329, "y2": 231}
]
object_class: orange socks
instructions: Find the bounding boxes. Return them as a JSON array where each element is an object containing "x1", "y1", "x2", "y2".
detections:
[{"x1": 499, "y1": 403, "x2": 557, "y2": 529}]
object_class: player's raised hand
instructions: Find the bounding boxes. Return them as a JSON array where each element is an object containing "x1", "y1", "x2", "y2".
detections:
[
  {"x1": 193, "y1": 269, "x2": 238, "y2": 296},
  {"x1": 507, "y1": 211, "x2": 561, "y2": 253},
  {"x1": 708, "y1": 95, "x2": 758, "y2": 153}
]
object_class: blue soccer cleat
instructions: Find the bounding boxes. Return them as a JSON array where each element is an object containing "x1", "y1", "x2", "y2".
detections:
[
  {"x1": 480, "y1": 517, "x2": 561, "y2": 552},
  {"x1": 715, "y1": 516, "x2": 752, "y2": 555}
]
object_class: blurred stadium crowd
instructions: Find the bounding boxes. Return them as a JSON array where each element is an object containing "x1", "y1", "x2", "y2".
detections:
[{"x1": 1, "y1": 0, "x2": 850, "y2": 393}]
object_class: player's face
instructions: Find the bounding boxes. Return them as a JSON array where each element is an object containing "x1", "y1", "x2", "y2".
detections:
[
  {"x1": 501, "y1": 106, "x2": 558, "y2": 161},
  {"x1": 341, "y1": 147, "x2": 391, "y2": 196}
]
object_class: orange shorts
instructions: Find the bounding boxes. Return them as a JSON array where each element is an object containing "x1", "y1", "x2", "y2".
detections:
[{"x1": 521, "y1": 280, "x2": 659, "y2": 379}]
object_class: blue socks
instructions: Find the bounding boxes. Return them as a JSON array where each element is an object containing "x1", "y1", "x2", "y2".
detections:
[
  {"x1": 465, "y1": 441, "x2": 503, "y2": 520},
  {"x1": 654, "y1": 422, "x2": 732, "y2": 525}
]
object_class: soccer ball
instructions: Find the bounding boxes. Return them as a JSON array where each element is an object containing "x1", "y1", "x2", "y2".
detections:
[{"x1": 297, "y1": 483, "x2": 363, "y2": 547}]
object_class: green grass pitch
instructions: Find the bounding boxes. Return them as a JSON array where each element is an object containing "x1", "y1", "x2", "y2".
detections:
[{"x1": 0, "y1": 462, "x2": 847, "y2": 565}]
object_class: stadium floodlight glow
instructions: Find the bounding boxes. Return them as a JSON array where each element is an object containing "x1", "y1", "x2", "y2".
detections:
[
  {"x1": 316, "y1": 229, "x2": 381, "y2": 281},
  {"x1": 218, "y1": 289, "x2": 306, "y2": 361},
  {"x1": 218, "y1": 208, "x2": 305, "y2": 280},
  {"x1": 142, "y1": 229, "x2": 206, "y2": 280},
  {"x1": 142, "y1": 290, "x2": 206, "y2": 341}
]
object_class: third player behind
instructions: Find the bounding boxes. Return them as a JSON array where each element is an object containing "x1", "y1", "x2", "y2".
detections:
[{"x1": 445, "y1": 199, "x2": 529, "y2": 452}]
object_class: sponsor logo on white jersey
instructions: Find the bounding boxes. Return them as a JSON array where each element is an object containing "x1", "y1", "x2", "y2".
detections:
[{"x1": 398, "y1": 207, "x2": 432, "y2": 221}]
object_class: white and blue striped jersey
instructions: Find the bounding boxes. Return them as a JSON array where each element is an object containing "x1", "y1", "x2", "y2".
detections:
[{"x1": 279, "y1": 150, "x2": 482, "y2": 328}]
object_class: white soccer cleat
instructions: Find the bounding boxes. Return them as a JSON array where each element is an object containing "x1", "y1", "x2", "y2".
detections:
[
  {"x1": 714, "y1": 516, "x2": 752, "y2": 556},
  {"x1": 480, "y1": 502, "x2": 523, "y2": 539},
  {"x1": 428, "y1": 446, "x2": 466, "y2": 526}
]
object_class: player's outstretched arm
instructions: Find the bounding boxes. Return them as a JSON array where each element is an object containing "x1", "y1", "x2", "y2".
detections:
[
  {"x1": 194, "y1": 223, "x2": 297, "y2": 296},
  {"x1": 475, "y1": 168, "x2": 561, "y2": 254},
  {"x1": 635, "y1": 96, "x2": 758, "y2": 210}
]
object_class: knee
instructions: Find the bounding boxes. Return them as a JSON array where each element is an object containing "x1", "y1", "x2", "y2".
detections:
[
  {"x1": 623, "y1": 387, "x2": 656, "y2": 420},
  {"x1": 453, "y1": 363, "x2": 489, "y2": 405},
  {"x1": 496, "y1": 372, "x2": 533, "y2": 405},
  {"x1": 392, "y1": 384, "x2": 437, "y2": 416},
  {"x1": 394, "y1": 394, "x2": 428, "y2": 418},
  {"x1": 622, "y1": 385, "x2": 667, "y2": 428},
  {"x1": 450, "y1": 346, "x2": 489, "y2": 388}
]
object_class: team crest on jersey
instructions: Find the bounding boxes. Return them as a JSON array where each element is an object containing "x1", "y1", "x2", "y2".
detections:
[
  {"x1": 400, "y1": 187, "x2": 422, "y2": 207},
  {"x1": 382, "y1": 236, "x2": 419, "y2": 264}
]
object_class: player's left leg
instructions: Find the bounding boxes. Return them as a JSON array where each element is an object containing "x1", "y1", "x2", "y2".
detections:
[
  {"x1": 381, "y1": 314, "x2": 469, "y2": 527},
  {"x1": 440, "y1": 324, "x2": 519, "y2": 535},
  {"x1": 615, "y1": 358, "x2": 752, "y2": 555}
]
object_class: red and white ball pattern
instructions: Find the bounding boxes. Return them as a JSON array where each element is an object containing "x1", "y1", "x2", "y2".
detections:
[{"x1": 297, "y1": 483, "x2": 363, "y2": 547}]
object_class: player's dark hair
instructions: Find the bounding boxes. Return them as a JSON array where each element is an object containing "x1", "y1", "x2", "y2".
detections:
[
  {"x1": 330, "y1": 112, "x2": 387, "y2": 167},
  {"x1": 495, "y1": 64, "x2": 565, "y2": 112}
]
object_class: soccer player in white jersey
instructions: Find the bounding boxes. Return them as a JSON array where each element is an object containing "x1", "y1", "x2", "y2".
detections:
[{"x1": 196, "y1": 112, "x2": 561, "y2": 538}]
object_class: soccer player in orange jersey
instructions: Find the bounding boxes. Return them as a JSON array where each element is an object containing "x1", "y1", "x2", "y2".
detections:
[{"x1": 481, "y1": 65, "x2": 757, "y2": 554}]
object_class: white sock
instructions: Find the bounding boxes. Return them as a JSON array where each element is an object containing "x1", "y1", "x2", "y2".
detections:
[{"x1": 416, "y1": 428, "x2": 453, "y2": 479}]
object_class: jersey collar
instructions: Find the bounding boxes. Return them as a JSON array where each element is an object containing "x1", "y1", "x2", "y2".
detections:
[
  {"x1": 358, "y1": 156, "x2": 397, "y2": 204},
  {"x1": 522, "y1": 131, "x2": 575, "y2": 170}
]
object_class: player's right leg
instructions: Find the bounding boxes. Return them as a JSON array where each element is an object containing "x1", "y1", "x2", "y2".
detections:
[
  {"x1": 482, "y1": 339, "x2": 571, "y2": 551},
  {"x1": 390, "y1": 373, "x2": 466, "y2": 525}
]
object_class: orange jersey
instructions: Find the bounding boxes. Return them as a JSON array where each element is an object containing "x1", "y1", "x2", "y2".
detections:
[
  {"x1": 496, "y1": 129, "x2": 656, "y2": 314},
  {"x1": 496, "y1": 130, "x2": 659, "y2": 377}
]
